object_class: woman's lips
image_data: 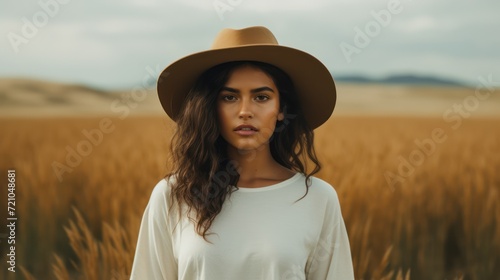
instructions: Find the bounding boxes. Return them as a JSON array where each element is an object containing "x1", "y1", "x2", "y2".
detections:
[{"x1": 234, "y1": 124, "x2": 258, "y2": 136}]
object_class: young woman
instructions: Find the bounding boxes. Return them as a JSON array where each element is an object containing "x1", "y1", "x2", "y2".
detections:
[{"x1": 130, "y1": 26, "x2": 354, "y2": 280}]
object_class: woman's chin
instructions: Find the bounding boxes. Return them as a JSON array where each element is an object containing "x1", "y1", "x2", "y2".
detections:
[{"x1": 228, "y1": 141, "x2": 268, "y2": 155}]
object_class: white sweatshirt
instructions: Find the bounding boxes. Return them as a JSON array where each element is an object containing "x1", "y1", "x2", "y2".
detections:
[{"x1": 130, "y1": 173, "x2": 354, "y2": 280}]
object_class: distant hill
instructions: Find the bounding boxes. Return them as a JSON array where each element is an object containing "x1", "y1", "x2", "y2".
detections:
[
  {"x1": 1, "y1": 77, "x2": 498, "y2": 117},
  {"x1": 335, "y1": 74, "x2": 467, "y2": 87},
  {"x1": 0, "y1": 78, "x2": 115, "y2": 107},
  {"x1": 0, "y1": 78, "x2": 162, "y2": 117}
]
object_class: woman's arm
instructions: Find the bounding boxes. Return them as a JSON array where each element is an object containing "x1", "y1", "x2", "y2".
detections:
[
  {"x1": 130, "y1": 180, "x2": 177, "y2": 280},
  {"x1": 306, "y1": 188, "x2": 355, "y2": 279}
]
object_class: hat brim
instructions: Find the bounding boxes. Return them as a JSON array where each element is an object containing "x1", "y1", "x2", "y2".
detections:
[{"x1": 157, "y1": 44, "x2": 336, "y2": 130}]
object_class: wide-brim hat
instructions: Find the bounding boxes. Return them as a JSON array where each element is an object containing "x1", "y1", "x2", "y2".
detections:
[{"x1": 157, "y1": 26, "x2": 336, "y2": 129}]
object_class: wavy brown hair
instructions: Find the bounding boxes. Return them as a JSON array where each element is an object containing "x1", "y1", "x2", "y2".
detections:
[{"x1": 166, "y1": 61, "x2": 321, "y2": 241}]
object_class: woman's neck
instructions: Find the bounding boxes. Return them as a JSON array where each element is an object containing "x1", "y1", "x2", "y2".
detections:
[{"x1": 226, "y1": 144, "x2": 295, "y2": 188}]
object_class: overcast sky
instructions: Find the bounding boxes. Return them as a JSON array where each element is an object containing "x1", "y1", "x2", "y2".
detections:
[{"x1": 1, "y1": 0, "x2": 499, "y2": 89}]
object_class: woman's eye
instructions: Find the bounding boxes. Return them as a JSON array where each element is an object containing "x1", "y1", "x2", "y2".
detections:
[
  {"x1": 222, "y1": 95, "x2": 236, "y2": 101},
  {"x1": 256, "y1": 95, "x2": 269, "y2": 101}
]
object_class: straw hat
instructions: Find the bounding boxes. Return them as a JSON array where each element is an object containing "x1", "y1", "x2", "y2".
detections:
[{"x1": 157, "y1": 26, "x2": 336, "y2": 129}]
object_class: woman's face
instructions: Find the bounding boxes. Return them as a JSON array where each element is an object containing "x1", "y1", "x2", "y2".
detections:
[{"x1": 217, "y1": 65, "x2": 284, "y2": 153}]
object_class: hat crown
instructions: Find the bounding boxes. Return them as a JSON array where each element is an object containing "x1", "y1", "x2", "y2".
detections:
[
  {"x1": 211, "y1": 26, "x2": 279, "y2": 49},
  {"x1": 158, "y1": 26, "x2": 336, "y2": 129}
]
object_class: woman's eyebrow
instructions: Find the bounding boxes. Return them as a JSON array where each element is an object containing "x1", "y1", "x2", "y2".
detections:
[
  {"x1": 220, "y1": 86, "x2": 275, "y2": 93},
  {"x1": 251, "y1": 86, "x2": 275, "y2": 93}
]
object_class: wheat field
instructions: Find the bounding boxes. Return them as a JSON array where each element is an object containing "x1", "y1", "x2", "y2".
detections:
[{"x1": 0, "y1": 115, "x2": 499, "y2": 280}]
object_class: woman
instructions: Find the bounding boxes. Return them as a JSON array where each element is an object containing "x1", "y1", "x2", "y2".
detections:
[{"x1": 130, "y1": 26, "x2": 354, "y2": 279}]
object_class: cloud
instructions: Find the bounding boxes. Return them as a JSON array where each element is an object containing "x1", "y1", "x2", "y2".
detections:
[{"x1": 1, "y1": 0, "x2": 499, "y2": 88}]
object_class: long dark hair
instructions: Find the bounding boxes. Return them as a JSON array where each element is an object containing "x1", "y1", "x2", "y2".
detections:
[{"x1": 167, "y1": 61, "x2": 321, "y2": 241}]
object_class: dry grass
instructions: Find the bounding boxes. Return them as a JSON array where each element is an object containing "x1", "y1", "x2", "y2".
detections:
[{"x1": 0, "y1": 115, "x2": 498, "y2": 280}]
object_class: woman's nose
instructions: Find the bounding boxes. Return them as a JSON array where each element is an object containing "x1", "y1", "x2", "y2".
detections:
[{"x1": 238, "y1": 99, "x2": 253, "y2": 119}]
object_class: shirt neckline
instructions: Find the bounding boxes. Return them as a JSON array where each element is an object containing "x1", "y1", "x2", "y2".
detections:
[{"x1": 233, "y1": 172, "x2": 303, "y2": 193}]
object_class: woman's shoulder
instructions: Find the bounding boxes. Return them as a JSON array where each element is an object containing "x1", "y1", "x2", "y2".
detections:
[
  {"x1": 147, "y1": 175, "x2": 177, "y2": 209},
  {"x1": 294, "y1": 176, "x2": 340, "y2": 208},
  {"x1": 303, "y1": 176, "x2": 343, "y2": 221},
  {"x1": 152, "y1": 174, "x2": 178, "y2": 193},
  {"x1": 306, "y1": 175, "x2": 338, "y2": 196}
]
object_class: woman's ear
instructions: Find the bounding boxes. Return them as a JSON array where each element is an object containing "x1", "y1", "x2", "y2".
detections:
[{"x1": 277, "y1": 112, "x2": 285, "y2": 121}]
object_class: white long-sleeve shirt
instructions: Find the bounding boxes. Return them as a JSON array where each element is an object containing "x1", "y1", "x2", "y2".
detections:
[{"x1": 130, "y1": 173, "x2": 354, "y2": 279}]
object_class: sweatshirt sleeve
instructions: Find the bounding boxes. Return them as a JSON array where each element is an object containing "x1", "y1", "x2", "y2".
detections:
[
  {"x1": 306, "y1": 187, "x2": 355, "y2": 280},
  {"x1": 130, "y1": 179, "x2": 178, "y2": 280}
]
